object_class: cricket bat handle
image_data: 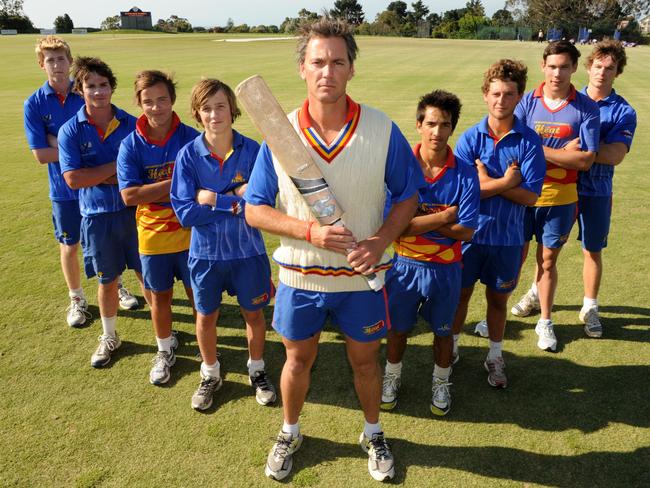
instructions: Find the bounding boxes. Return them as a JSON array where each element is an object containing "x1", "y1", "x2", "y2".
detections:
[{"x1": 332, "y1": 220, "x2": 385, "y2": 292}]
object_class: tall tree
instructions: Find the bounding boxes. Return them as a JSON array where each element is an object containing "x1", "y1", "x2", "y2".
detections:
[
  {"x1": 466, "y1": 0, "x2": 486, "y2": 17},
  {"x1": 387, "y1": 1, "x2": 408, "y2": 22},
  {"x1": 330, "y1": 0, "x2": 365, "y2": 25},
  {"x1": 492, "y1": 8, "x2": 514, "y2": 26},
  {"x1": 0, "y1": 0, "x2": 23, "y2": 15},
  {"x1": 409, "y1": 0, "x2": 430, "y2": 22},
  {"x1": 54, "y1": 13, "x2": 74, "y2": 33}
]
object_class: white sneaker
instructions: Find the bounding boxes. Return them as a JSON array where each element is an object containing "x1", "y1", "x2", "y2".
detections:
[
  {"x1": 149, "y1": 334, "x2": 179, "y2": 385},
  {"x1": 430, "y1": 377, "x2": 452, "y2": 416},
  {"x1": 91, "y1": 333, "x2": 122, "y2": 368},
  {"x1": 474, "y1": 320, "x2": 489, "y2": 338},
  {"x1": 511, "y1": 290, "x2": 540, "y2": 317},
  {"x1": 359, "y1": 431, "x2": 395, "y2": 482},
  {"x1": 66, "y1": 296, "x2": 91, "y2": 328},
  {"x1": 380, "y1": 370, "x2": 401, "y2": 411},
  {"x1": 579, "y1": 308, "x2": 603, "y2": 338},
  {"x1": 535, "y1": 319, "x2": 557, "y2": 351},
  {"x1": 118, "y1": 286, "x2": 139, "y2": 310},
  {"x1": 265, "y1": 431, "x2": 303, "y2": 481}
]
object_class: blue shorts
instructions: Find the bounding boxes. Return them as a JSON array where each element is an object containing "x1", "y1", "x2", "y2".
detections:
[
  {"x1": 386, "y1": 259, "x2": 460, "y2": 336},
  {"x1": 52, "y1": 199, "x2": 81, "y2": 245},
  {"x1": 80, "y1": 208, "x2": 141, "y2": 285},
  {"x1": 577, "y1": 195, "x2": 612, "y2": 252},
  {"x1": 524, "y1": 203, "x2": 577, "y2": 249},
  {"x1": 141, "y1": 250, "x2": 191, "y2": 292},
  {"x1": 189, "y1": 254, "x2": 272, "y2": 315},
  {"x1": 272, "y1": 283, "x2": 389, "y2": 343},
  {"x1": 461, "y1": 242, "x2": 522, "y2": 293}
]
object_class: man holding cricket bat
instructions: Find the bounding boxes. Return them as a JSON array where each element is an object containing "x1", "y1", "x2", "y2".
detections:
[{"x1": 245, "y1": 16, "x2": 423, "y2": 482}]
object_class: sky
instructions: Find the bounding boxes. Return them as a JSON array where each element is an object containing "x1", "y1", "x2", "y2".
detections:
[{"x1": 22, "y1": 0, "x2": 505, "y2": 30}]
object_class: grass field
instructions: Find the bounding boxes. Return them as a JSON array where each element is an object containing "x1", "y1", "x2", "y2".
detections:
[{"x1": 0, "y1": 33, "x2": 649, "y2": 487}]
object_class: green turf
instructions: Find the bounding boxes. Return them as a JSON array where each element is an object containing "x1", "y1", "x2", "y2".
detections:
[{"x1": 0, "y1": 34, "x2": 648, "y2": 487}]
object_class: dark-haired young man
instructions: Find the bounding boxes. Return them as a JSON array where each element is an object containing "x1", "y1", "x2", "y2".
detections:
[
  {"x1": 512, "y1": 41, "x2": 600, "y2": 352},
  {"x1": 452, "y1": 59, "x2": 545, "y2": 388},
  {"x1": 245, "y1": 16, "x2": 423, "y2": 483},
  {"x1": 381, "y1": 90, "x2": 479, "y2": 416},
  {"x1": 576, "y1": 40, "x2": 636, "y2": 338},
  {"x1": 58, "y1": 57, "x2": 143, "y2": 368}
]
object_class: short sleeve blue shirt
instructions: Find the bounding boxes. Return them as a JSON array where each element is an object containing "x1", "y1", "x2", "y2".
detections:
[
  {"x1": 58, "y1": 105, "x2": 136, "y2": 217},
  {"x1": 23, "y1": 81, "x2": 84, "y2": 201},
  {"x1": 577, "y1": 88, "x2": 637, "y2": 197},
  {"x1": 454, "y1": 116, "x2": 546, "y2": 246}
]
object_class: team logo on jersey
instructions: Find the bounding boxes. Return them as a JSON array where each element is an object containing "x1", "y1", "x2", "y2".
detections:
[
  {"x1": 363, "y1": 320, "x2": 385, "y2": 335},
  {"x1": 534, "y1": 122, "x2": 573, "y2": 139},
  {"x1": 146, "y1": 161, "x2": 174, "y2": 182},
  {"x1": 559, "y1": 233, "x2": 570, "y2": 243},
  {"x1": 231, "y1": 171, "x2": 245, "y2": 184},
  {"x1": 80, "y1": 141, "x2": 93, "y2": 152},
  {"x1": 439, "y1": 323, "x2": 450, "y2": 332},
  {"x1": 41, "y1": 114, "x2": 52, "y2": 123},
  {"x1": 251, "y1": 292, "x2": 269, "y2": 306},
  {"x1": 621, "y1": 130, "x2": 633, "y2": 139},
  {"x1": 231, "y1": 201, "x2": 243, "y2": 215},
  {"x1": 497, "y1": 278, "x2": 516, "y2": 290},
  {"x1": 97, "y1": 271, "x2": 103, "y2": 278}
]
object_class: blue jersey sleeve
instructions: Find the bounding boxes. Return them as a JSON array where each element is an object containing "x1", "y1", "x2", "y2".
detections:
[
  {"x1": 23, "y1": 98, "x2": 49, "y2": 150},
  {"x1": 604, "y1": 107, "x2": 636, "y2": 150},
  {"x1": 454, "y1": 130, "x2": 477, "y2": 167},
  {"x1": 244, "y1": 142, "x2": 279, "y2": 206},
  {"x1": 456, "y1": 163, "x2": 480, "y2": 230},
  {"x1": 385, "y1": 123, "x2": 425, "y2": 203},
  {"x1": 514, "y1": 96, "x2": 528, "y2": 125},
  {"x1": 579, "y1": 100, "x2": 601, "y2": 153},
  {"x1": 519, "y1": 136, "x2": 546, "y2": 195},
  {"x1": 116, "y1": 137, "x2": 144, "y2": 192},
  {"x1": 58, "y1": 121, "x2": 81, "y2": 174},
  {"x1": 171, "y1": 144, "x2": 240, "y2": 227}
]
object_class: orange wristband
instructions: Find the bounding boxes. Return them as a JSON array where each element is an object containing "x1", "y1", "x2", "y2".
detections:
[{"x1": 305, "y1": 221, "x2": 315, "y2": 242}]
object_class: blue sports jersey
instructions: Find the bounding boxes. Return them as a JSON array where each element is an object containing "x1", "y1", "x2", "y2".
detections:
[
  {"x1": 117, "y1": 113, "x2": 199, "y2": 255},
  {"x1": 170, "y1": 131, "x2": 267, "y2": 261},
  {"x1": 59, "y1": 105, "x2": 136, "y2": 217},
  {"x1": 392, "y1": 145, "x2": 479, "y2": 264},
  {"x1": 246, "y1": 122, "x2": 424, "y2": 208},
  {"x1": 578, "y1": 88, "x2": 636, "y2": 197},
  {"x1": 515, "y1": 83, "x2": 600, "y2": 206},
  {"x1": 454, "y1": 116, "x2": 546, "y2": 246},
  {"x1": 23, "y1": 81, "x2": 84, "y2": 201}
]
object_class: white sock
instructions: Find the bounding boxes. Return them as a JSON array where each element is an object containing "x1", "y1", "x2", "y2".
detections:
[
  {"x1": 118, "y1": 275, "x2": 123, "y2": 287},
  {"x1": 69, "y1": 287, "x2": 85, "y2": 300},
  {"x1": 538, "y1": 318, "x2": 552, "y2": 326},
  {"x1": 156, "y1": 335, "x2": 173, "y2": 353},
  {"x1": 433, "y1": 365, "x2": 451, "y2": 381},
  {"x1": 488, "y1": 340, "x2": 503, "y2": 359},
  {"x1": 583, "y1": 297, "x2": 598, "y2": 310},
  {"x1": 364, "y1": 420, "x2": 382, "y2": 439},
  {"x1": 385, "y1": 360, "x2": 402, "y2": 375},
  {"x1": 282, "y1": 421, "x2": 300, "y2": 437},
  {"x1": 453, "y1": 334, "x2": 460, "y2": 354},
  {"x1": 101, "y1": 315, "x2": 117, "y2": 337},
  {"x1": 247, "y1": 358, "x2": 265, "y2": 376},
  {"x1": 200, "y1": 360, "x2": 220, "y2": 379},
  {"x1": 530, "y1": 283, "x2": 538, "y2": 298}
]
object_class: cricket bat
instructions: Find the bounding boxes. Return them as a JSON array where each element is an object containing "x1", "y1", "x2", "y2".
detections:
[{"x1": 235, "y1": 75, "x2": 383, "y2": 291}]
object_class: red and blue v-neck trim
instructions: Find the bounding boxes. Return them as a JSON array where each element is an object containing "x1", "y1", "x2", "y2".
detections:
[{"x1": 298, "y1": 96, "x2": 360, "y2": 163}]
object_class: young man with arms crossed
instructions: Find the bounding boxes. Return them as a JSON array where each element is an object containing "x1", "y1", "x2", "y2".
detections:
[
  {"x1": 171, "y1": 79, "x2": 276, "y2": 411},
  {"x1": 452, "y1": 60, "x2": 546, "y2": 388},
  {"x1": 245, "y1": 17, "x2": 422, "y2": 482},
  {"x1": 512, "y1": 41, "x2": 600, "y2": 351},
  {"x1": 117, "y1": 71, "x2": 199, "y2": 385},
  {"x1": 576, "y1": 40, "x2": 636, "y2": 338},
  {"x1": 58, "y1": 57, "x2": 144, "y2": 367},
  {"x1": 381, "y1": 90, "x2": 479, "y2": 415}
]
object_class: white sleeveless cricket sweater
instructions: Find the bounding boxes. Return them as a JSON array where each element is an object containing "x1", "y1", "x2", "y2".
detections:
[{"x1": 272, "y1": 103, "x2": 393, "y2": 292}]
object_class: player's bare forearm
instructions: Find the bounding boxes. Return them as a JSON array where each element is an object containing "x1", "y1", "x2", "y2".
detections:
[
  {"x1": 121, "y1": 180, "x2": 172, "y2": 206},
  {"x1": 543, "y1": 146, "x2": 595, "y2": 171},
  {"x1": 32, "y1": 147, "x2": 59, "y2": 165},
  {"x1": 501, "y1": 186, "x2": 539, "y2": 206},
  {"x1": 595, "y1": 142, "x2": 628, "y2": 166},
  {"x1": 476, "y1": 160, "x2": 520, "y2": 199},
  {"x1": 479, "y1": 177, "x2": 515, "y2": 199},
  {"x1": 436, "y1": 223, "x2": 475, "y2": 242},
  {"x1": 402, "y1": 207, "x2": 457, "y2": 236},
  {"x1": 348, "y1": 194, "x2": 418, "y2": 272},
  {"x1": 63, "y1": 161, "x2": 117, "y2": 189}
]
